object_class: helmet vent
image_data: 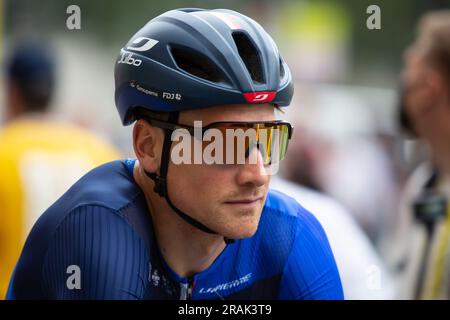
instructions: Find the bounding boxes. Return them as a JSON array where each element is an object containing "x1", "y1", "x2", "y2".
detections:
[
  {"x1": 232, "y1": 32, "x2": 264, "y2": 84},
  {"x1": 279, "y1": 58, "x2": 285, "y2": 79},
  {"x1": 170, "y1": 46, "x2": 225, "y2": 83}
]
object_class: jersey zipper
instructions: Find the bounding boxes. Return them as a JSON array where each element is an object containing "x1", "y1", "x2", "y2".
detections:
[{"x1": 180, "y1": 276, "x2": 195, "y2": 300}]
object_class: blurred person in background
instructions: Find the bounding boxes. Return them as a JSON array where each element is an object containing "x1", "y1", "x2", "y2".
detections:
[
  {"x1": 393, "y1": 10, "x2": 450, "y2": 299},
  {"x1": 0, "y1": 40, "x2": 120, "y2": 298}
]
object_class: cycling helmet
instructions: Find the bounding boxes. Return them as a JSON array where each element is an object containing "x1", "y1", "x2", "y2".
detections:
[{"x1": 115, "y1": 8, "x2": 293, "y2": 125}]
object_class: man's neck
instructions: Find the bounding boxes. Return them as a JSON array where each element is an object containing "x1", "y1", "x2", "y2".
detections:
[{"x1": 133, "y1": 161, "x2": 227, "y2": 278}]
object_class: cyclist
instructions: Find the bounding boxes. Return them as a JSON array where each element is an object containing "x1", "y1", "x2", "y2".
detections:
[{"x1": 7, "y1": 8, "x2": 343, "y2": 300}]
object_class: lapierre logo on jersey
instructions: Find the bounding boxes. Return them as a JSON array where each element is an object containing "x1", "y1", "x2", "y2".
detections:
[
  {"x1": 198, "y1": 273, "x2": 252, "y2": 295},
  {"x1": 243, "y1": 92, "x2": 276, "y2": 103},
  {"x1": 118, "y1": 52, "x2": 142, "y2": 67},
  {"x1": 127, "y1": 37, "x2": 159, "y2": 52}
]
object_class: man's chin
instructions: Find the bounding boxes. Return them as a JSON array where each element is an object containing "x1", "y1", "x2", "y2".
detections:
[
  {"x1": 212, "y1": 205, "x2": 263, "y2": 239},
  {"x1": 233, "y1": 228, "x2": 258, "y2": 239},
  {"x1": 223, "y1": 218, "x2": 260, "y2": 239}
]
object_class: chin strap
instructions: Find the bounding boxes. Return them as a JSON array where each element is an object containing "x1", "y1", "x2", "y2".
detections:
[{"x1": 145, "y1": 111, "x2": 235, "y2": 245}]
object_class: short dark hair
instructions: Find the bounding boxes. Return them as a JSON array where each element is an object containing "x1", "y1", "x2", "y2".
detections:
[{"x1": 7, "y1": 40, "x2": 56, "y2": 112}]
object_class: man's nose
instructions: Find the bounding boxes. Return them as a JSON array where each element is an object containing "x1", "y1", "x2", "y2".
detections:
[{"x1": 235, "y1": 145, "x2": 270, "y2": 187}]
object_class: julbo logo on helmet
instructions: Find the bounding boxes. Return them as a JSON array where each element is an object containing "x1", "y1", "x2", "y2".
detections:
[
  {"x1": 118, "y1": 52, "x2": 142, "y2": 66},
  {"x1": 243, "y1": 92, "x2": 276, "y2": 103}
]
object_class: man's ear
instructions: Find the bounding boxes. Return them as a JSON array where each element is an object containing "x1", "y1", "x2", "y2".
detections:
[{"x1": 133, "y1": 119, "x2": 163, "y2": 173}]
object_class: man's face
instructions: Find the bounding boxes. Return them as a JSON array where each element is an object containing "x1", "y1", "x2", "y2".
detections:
[
  {"x1": 165, "y1": 103, "x2": 276, "y2": 239},
  {"x1": 400, "y1": 31, "x2": 450, "y2": 137},
  {"x1": 402, "y1": 30, "x2": 450, "y2": 145}
]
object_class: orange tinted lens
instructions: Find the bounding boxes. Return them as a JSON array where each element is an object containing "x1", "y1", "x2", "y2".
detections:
[{"x1": 202, "y1": 123, "x2": 290, "y2": 165}]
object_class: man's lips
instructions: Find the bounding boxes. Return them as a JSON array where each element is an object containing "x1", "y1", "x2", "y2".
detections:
[{"x1": 224, "y1": 197, "x2": 264, "y2": 204}]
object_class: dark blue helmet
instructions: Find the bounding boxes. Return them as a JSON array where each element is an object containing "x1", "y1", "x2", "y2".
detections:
[{"x1": 114, "y1": 8, "x2": 294, "y2": 125}]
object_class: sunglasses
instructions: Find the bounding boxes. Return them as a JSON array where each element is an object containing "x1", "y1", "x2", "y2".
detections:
[{"x1": 142, "y1": 118, "x2": 294, "y2": 165}]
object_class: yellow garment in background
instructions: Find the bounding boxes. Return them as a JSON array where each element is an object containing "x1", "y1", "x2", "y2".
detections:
[
  {"x1": 421, "y1": 192, "x2": 450, "y2": 299},
  {"x1": 0, "y1": 118, "x2": 120, "y2": 299},
  {"x1": 422, "y1": 178, "x2": 450, "y2": 299}
]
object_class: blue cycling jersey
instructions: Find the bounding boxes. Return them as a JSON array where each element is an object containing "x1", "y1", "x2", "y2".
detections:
[{"x1": 7, "y1": 159, "x2": 343, "y2": 300}]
